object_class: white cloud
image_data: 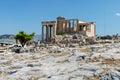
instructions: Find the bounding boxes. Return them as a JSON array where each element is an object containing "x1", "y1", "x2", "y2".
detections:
[{"x1": 116, "y1": 13, "x2": 120, "y2": 16}]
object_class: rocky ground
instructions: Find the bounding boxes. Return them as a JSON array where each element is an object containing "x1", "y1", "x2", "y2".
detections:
[{"x1": 0, "y1": 43, "x2": 120, "y2": 80}]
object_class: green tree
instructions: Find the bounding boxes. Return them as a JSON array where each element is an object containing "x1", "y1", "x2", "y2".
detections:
[
  {"x1": 57, "y1": 31, "x2": 66, "y2": 35},
  {"x1": 14, "y1": 31, "x2": 35, "y2": 47}
]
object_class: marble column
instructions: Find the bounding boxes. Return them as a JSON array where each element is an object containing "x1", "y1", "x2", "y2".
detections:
[
  {"x1": 42, "y1": 26, "x2": 44, "y2": 42},
  {"x1": 64, "y1": 20, "x2": 67, "y2": 32},
  {"x1": 50, "y1": 26, "x2": 52, "y2": 39},
  {"x1": 69, "y1": 20, "x2": 71, "y2": 33},
  {"x1": 62, "y1": 21, "x2": 64, "y2": 32},
  {"x1": 51, "y1": 26, "x2": 53, "y2": 39},
  {"x1": 46, "y1": 26, "x2": 49, "y2": 42},
  {"x1": 85, "y1": 25, "x2": 87, "y2": 31},
  {"x1": 67, "y1": 21, "x2": 69, "y2": 32},
  {"x1": 76, "y1": 19, "x2": 79, "y2": 33},
  {"x1": 53, "y1": 25, "x2": 55, "y2": 38},
  {"x1": 72, "y1": 20, "x2": 74, "y2": 32}
]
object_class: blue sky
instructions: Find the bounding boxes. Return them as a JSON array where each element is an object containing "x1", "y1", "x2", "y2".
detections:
[{"x1": 0, "y1": 0, "x2": 120, "y2": 35}]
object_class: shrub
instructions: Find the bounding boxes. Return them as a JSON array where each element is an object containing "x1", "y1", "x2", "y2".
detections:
[{"x1": 57, "y1": 31, "x2": 66, "y2": 35}]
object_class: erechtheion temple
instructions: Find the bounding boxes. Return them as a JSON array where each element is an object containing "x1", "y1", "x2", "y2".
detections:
[{"x1": 41, "y1": 16, "x2": 96, "y2": 42}]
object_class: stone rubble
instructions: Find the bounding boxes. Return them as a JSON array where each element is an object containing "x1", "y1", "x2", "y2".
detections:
[{"x1": 0, "y1": 42, "x2": 120, "y2": 80}]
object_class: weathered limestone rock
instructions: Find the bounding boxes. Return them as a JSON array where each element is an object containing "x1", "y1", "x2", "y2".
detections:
[
  {"x1": 1, "y1": 43, "x2": 120, "y2": 80},
  {"x1": 100, "y1": 70, "x2": 120, "y2": 80}
]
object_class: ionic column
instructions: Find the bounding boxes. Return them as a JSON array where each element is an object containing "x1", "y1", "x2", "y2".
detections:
[
  {"x1": 69, "y1": 20, "x2": 71, "y2": 33},
  {"x1": 85, "y1": 25, "x2": 87, "y2": 31},
  {"x1": 67, "y1": 21, "x2": 69, "y2": 32},
  {"x1": 72, "y1": 20, "x2": 74, "y2": 32},
  {"x1": 50, "y1": 26, "x2": 52, "y2": 39},
  {"x1": 65, "y1": 20, "x2": 67, "y2": 32},
  {"x1": 53, "y1": 25, "x2": 55, "y2": 38},
  {"x1": 51, "y1": 27, "x2": 53, "y2": 39},
  {"x1": 76, "y1": 19, "x2": 79, "y2": 33},
  {"x1": 42, "y1": 26, "x2": 44, "y2": 42},
  {"x1": 61, "y1": 21, "x2": 64, "y2": 32},
  {"x1": 46, "y1": 26, "x2": 49, "y2": 42}
]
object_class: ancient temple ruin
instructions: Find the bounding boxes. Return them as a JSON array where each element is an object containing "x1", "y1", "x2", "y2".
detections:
[{"x1": 41, "y1": 16, "x2": 96, "y2": 42}]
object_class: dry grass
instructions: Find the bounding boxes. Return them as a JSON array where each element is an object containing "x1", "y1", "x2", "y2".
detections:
[
  {"x1": 69, "y1": 76, "x2": 99, "y2": 80},
  {"x1": 101, "y1": 59, "x2": 120, "y2": 67},
  {"x1": 88, "y1": 57, "x2": 100, "y2": 62},
  {"x1": 102, "y1": 58, "x2": 114, "y2": 64},
  {"x1": 26, "y1": 56, "x2": 39, "y2": 60},
  {"x1": 2, "y1": 60, "x2": 12, "y2": 66},
  {"x1": 113, "y1": 59, "x2": 120, "y2": 66},
  {"x1": 83, "y1": 76, "x2": 99, "y2": 80},
  {"x1": 53, "y1": 52, "x2": 69, "y2": 57},
  {"x1": 56, "y1": 59, "x2": 69, "y2": 63},
  {"x1": 80, "y1": 48, "x2": 90, "y2": 52},
  {"x1": 100, "y1": 68, "x2": 110, "y2": 75},
  {"x1": 29, "y1": 76, "x2": 40, "y2": 80},
  {"x1": 39, "y1": 75, "x2": 47, "y2": 79},
  {"x1": 0, "y1": 71, "x2": 9, "y2": 77}
]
